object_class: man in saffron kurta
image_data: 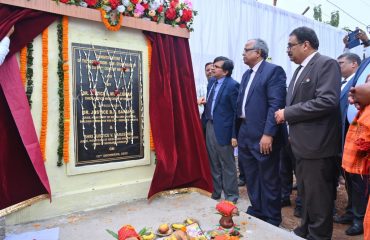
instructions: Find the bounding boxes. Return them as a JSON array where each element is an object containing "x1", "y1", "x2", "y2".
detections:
[{"x1": 342, "y1": 78, "x2": 370, "y2": 240}]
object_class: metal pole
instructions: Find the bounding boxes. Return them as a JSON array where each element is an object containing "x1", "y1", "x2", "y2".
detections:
[{"x1": 302, "y1": 6, "x2": 310, "y2": 15}]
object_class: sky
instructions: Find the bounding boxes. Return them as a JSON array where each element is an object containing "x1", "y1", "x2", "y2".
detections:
[{"x1": 257, "y1": 0, "x2": 370, "y2": 32}]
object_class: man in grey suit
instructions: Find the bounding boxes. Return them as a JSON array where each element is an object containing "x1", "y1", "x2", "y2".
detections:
[{"x1": 275, "y1": 26, "x2": 341, "y2": 239}]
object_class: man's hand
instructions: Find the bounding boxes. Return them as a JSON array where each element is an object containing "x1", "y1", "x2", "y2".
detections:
[
  {"x1": 259, "y1": 134, "x2": 273, "y2": 155},
  {"x1": 274, "y1": 109, "x2": 285, "y2": 124},
  {"x1": 231, "y1": 138, "x2": 237, "y2": 147},
  {"x1": 343, "y1": 35, "x2": 349, "y2": 47},
  {"x1": 357, "y1": 28, "x2": 369, "y2": 45},
  {"x1": 197, "y1": 97, "x2": 206, "y2": 105},
  {"x1": 6, "y1": 26, "x2": 14, "y2": 37}
]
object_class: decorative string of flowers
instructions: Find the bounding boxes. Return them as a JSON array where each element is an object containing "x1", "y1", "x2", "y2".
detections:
[
  {"x1": 57, "y1": 18, "x2": 65, "y2": 166},
  {"x1": 20, "y1": 47, "x2": 27, "y2": 86},
  {"x1": 62, "y1": 16, "x2": 71, "y2": 164},
  {"x1": 146, "y1": 37, "x2": 155, "y2": 152},
  {"x1": 20, "y1": 43, "x2": 34, "y2": 107},
  {"x1": 77, "y1": 45, "x2": 139, "y2": 151},
  {"x1": 26, "y1": 42, "x2": 34, "y2": 107},
  {"x1": 40, "y1": 28, "x2": 49, "y2": 161},
  {"x1": 52, "y1": 0, "x2": 197, "y2": 31}
]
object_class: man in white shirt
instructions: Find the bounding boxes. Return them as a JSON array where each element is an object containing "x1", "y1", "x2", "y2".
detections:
[{"x1": 0, "y1": 26, "x2": 14, "y2": 65}]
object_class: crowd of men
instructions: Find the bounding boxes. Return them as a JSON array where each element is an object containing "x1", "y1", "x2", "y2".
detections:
[{"x1": 198, "y1": 26, "x2": 370, "y2": 240}]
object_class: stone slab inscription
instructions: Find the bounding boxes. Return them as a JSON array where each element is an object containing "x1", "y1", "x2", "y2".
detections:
[{"x1": 72, "y1": 43, "x2": 144, "y2": 166}]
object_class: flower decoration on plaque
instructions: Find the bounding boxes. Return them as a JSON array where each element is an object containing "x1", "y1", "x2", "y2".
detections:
[
  {"x1": 72, "y1": 43, "x2": 144, "y2": 166},
  {"x1": 52, "y1": 0, "x2": 196, "y2": 31}
]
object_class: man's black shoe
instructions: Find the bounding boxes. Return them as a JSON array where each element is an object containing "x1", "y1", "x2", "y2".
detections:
[
  {"x1": 294, "y1": 207, "x2": 302, "y2": 218},
  {"x1": 211, "y1": 195, "x2": 221, "y2": 201},
  {"x1": 238, "y1": 179, "x2": 245, "y2": 187},
  {"x1": 345, "y1": 223, "x2": 363, "y2": 236},
  {"x1": 281, "y1": 198, "x2": 291, "y2": 207},
  {"x1": 333, "y1": 214, "x2": 353, "y2": 224}
]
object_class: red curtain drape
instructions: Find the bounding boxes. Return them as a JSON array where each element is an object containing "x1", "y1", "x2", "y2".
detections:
[
  {"x1": 0, "y1": 5, "x2": 57, "y2": 212},
  {"x1": 144, "y1": 32, "x2": 213, "y2": 198}
]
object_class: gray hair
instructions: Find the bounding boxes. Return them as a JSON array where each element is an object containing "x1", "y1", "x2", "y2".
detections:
[{"x1": 251, "y1": 38, "x2": 269, "y2": 60}]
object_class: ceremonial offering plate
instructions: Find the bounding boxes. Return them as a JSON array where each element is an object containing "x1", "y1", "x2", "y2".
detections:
[{"x1": 155, "y1": 228, "x2": 173, "y2": 237}]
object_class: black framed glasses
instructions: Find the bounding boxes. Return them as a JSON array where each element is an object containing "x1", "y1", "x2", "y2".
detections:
[
  {"x1": 287, "y1": 42, "x2": 303, "y2": 50},
  {"x1": 243, "y1": 48, "x2": 256, "y2": 53}
]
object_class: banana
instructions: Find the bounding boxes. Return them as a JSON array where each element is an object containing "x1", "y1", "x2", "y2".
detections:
[
  {"x1": 142, "y1": 232, "x2": 155, "y2": 240},
  {"x1": 171, "y1": 223, "x2": 185, "y2": 230},
  {"x1": 184, "y1": 218, "x2": 195, "y2": 225}
]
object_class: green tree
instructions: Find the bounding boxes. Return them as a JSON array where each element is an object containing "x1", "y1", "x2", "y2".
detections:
[
  {"x1": 330, "y1": 11, "x2": 339, "y2": 27},
  {"x1": 313, "y1": 4, "x2": 340, "y2": 27},
  {"x1": 313, "y1": 5, "x2": 322, "y2": 22}
]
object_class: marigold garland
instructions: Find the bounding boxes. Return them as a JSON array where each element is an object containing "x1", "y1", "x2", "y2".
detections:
[
  {"x1": 99, "y1": 9, "x2": 123, "y2": 32},
  {"x1": 62, "y1": 16, "x2": 70, "y2": 164},
  {"x1": 20, "y1": 46, "x2": 27, "y2": 87},
  {"x1": 57, "y1": 19, "x2": 64, "y2": 167},
  {"x1": 40, "y1": 28, "x2": 49, "y2": 161},
  {"x1": 146, "y1": 37, "x2": 155, "y2": 151}
]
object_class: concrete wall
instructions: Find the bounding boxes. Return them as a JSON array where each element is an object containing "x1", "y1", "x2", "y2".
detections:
[{"x1": 7, "y1": 17, "x2": 154, "y2": 225}]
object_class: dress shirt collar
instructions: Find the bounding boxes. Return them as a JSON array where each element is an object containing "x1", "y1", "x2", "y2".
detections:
[
  {"x1": 251, "y1": 59, "x2": 263, "y2": 73},
  {"x1": 300, "y1": 51, "x2": 317, "y2": 68}
]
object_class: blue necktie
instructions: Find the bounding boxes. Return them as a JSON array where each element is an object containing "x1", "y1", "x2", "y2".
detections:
[
  {"x1": 205, "y1": 82, "x2": 218, "y2": 120},
  {"x1": 237, "y1": 69, "x2": 253, "y2": 118}
]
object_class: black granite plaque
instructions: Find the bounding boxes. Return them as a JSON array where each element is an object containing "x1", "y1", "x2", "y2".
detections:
[{"x1": 72, "y1": 43, "x2": 144, "y2": 166}]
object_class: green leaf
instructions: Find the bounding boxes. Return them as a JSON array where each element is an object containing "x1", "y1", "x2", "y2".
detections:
[
  {"x1": 138, "y1": 227, "x2": 148, "y2": 235},
  {"x1": 106, "y1": 229, "x2": 118, "y2": 239}
]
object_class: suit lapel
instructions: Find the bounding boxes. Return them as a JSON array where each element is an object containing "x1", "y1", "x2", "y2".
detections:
[
  {"x1": 340, "y1": 77, "x2": 354, "y2": 99},
  {"x1": 290, "y1": 53, "x2": 320, "y2": 104},
  {"x1": 237, "y1": 71, "x2": 249, "y2": 107}
]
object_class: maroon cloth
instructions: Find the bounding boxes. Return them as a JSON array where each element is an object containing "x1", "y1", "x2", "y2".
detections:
[
  {"x1": 0, "y1": 56, "x2": 50, "y2": 210},
  {"x1": 0, "y1": 4, "x2": 58, "y2": 57},
  {"x1": 145, "y1": 32, "x2": 213, "y2": 198},
  {"x1": 0, "y1": 5, "x2": 56, "y2": 211}
]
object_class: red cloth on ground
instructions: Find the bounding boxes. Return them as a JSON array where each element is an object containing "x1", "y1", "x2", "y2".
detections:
[
  {"x1": 0, "y1": 5, "x2": 56, "y2": 211},
  {"x1": 144, "y1": 32, "x2": 213, "y2": 198}
]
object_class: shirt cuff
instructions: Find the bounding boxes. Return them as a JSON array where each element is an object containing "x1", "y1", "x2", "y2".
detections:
[{"x1": 1, "y1": 36, "x2": 10, "y2": 47}]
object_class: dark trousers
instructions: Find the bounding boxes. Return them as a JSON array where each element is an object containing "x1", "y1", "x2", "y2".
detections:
[
  {"x1": 294, "y1": 157, "x2": 335, "y2": 240},
  {"x1": 280, "y1": 144, "x2": 302, "y2": 208},
  {"x1": 280, "y1": 146, "x2": 293, "y2": 200},
  {"x1": 345, "y1": 173, "x2": 369, "y2": 224},
  {"x1": 239, "y1": 144, "x2": 282, "y2": 226}
]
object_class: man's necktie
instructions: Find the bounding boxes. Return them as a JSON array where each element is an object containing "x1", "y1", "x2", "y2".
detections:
[
  {"x1": 238, "y1": 69, "x2": 253, "y2": 118},
  {"x1": 341, "y1": 80, "x2": 347, "y2": 86},
  {"x1": 291, "y1": 65, "x2": 303, "y2": 93},
  {"x1": 205, "y1": 81, "x2": 218, "y2": 120}
]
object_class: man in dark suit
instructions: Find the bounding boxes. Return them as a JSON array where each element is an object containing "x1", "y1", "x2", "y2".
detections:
[
  {"x1": 236, "y1": 38, "x2": 286, "y2": 226},
  {"x1": 275, "y1": 26, "x2": 341, "y2": 239},
  {"x1": 201, "y1": 56, "x2": 239, "y2": 203}
]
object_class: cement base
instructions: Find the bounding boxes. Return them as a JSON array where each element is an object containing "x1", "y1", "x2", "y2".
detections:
[{"x1": 5, "y1": 192, "x2": 302, "y2": 239}]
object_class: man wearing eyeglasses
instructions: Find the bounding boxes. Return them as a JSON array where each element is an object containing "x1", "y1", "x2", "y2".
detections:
[
  {"x1": 202, "y1": 56, "x2": 239, "y2": 203},
  {"x1": 275, "y1": 26, "x2": 341, "y2": 239},
  {"x1": 236, "y1": 38, "x2": 286, "y2": 227}
]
